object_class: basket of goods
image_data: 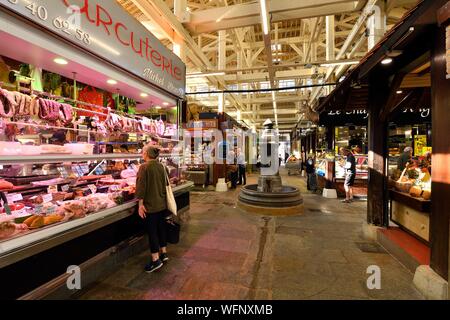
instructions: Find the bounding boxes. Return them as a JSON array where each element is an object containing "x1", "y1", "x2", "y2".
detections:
[{"x1": 395, "y1": 168, "x2": 413, "y2": 193}]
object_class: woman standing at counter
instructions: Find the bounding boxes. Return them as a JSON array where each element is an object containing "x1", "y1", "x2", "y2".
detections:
[{"x1": 136, "y1": 145, "x2": 169, "y2": 273}]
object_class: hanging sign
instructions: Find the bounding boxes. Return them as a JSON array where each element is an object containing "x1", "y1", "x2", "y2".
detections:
[
  {"x1": 319, "y1": 109, "x2": 369, "y2": 126},
  {"x1": 414, "y1": 135, "x2": 427, "y2": 156},
  {"x1": 0, "y1": 0, "x2": 186, "y2": 98}
]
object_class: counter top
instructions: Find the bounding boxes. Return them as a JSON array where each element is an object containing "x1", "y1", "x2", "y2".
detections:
[{"x1": 389, "y1": 189, "x2": 431, "y2": 213}]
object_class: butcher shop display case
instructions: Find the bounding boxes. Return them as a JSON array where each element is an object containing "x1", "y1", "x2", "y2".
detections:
[
  {"x1": 0, "y1": 151, "x2": 193, "y2": 299},
  {"x1": 0, "y1": 151, "x2": 193, "y2": 252},
  {"x1": 0, "y1": 0, "x2": 190, "y2": 299}
]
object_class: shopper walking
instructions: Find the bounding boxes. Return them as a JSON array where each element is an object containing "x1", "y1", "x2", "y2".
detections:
[
  {"x1": 305, "y1": 154, "x2": 317, "y2": 192},
  {"x1": 340, "y1": 147, "x2": 356, "y2": 203},
  {"x1": 226, "y1": 150, "x2": 238, "y2": 189},
  {"x1": 236, "y1": 148, "x2": 246, "y2": 186},
  {"x1": 136, "y1": 145, "x2": 170, "y2": 273}
]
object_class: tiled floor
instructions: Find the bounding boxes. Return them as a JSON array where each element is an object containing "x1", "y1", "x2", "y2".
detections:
[{"x1": 76, "y1": 169, "x2": 424, "y2": 300}]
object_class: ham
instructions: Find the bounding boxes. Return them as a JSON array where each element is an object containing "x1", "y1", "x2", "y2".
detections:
[
  {"x1": 0, "y1": 88, "x2": 15, "y2": 118},
  {"x1": 59, "y1": 103, "x2": 73, "y2": 125},
  {"x1": 38, "y1": 98, "x2": 61, "y2": 121},
  {"x1": 0, "y1": 179, "x2": 14, "y2": 191}
]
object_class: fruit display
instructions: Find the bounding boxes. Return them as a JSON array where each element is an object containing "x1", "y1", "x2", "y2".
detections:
[{"x1": 394, "y1": 166, "x2": 431, "y2": 201}]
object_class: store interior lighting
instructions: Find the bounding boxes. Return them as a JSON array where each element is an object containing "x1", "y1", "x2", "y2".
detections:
[
  {"x1": 186, "y1": 72, "x2": 226, "y2": 78},
  {"x1": 381, "y1": 57, "x2": 393, "y2": 65},
  {"x1": 140, "y1": 93, "x2": 149, "y2": 97},
  {"x1": 320, "y1": 60, "x2": 359, "y2": 67},
  {"x1": 54, "y1": 58, "x2": 68, "y2": 65},
  {"x1": 107, "y1": 79, "x2": 118, "y2": 85}
]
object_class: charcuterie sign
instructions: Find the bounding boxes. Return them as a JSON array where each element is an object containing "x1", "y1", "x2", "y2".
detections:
[{"x1": 0, "y1": 0, "x2": 186, "y2": 98}]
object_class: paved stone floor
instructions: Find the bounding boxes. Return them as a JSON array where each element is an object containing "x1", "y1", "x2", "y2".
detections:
[{"x1": 76, "y1": 169, "x2": 424, "y2": 300}]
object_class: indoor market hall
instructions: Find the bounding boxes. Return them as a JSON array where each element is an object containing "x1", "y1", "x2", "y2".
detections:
[{"x1": 0, "y1": 0, "x2": 448, "y2": 302}]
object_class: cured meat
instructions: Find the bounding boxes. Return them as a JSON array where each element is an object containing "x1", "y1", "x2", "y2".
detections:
[
  {"x1": 0, "y1": 88, "x2": 15, "y2": 118},
  {"x1": 0, "y1": 220, "x2": 27, "y2": 239},
  {"x1": 59, "y1": 103, "x2": 73, "y2": 125},
  {"x1": 61, "y1": 200, "x2": 87, "y2": 219},
  {"x1": 38, "y1": 98, "x2": 61, "y2": 121},
  {"x1": 11, "y1": 91, "x2": 32, "y2": 117},
  {"x1": 120, "y1": 169, "x2": 136, "y2": 179},
  {"x1": 0, "y1": 179, "x2": 14, "y2": 190}
]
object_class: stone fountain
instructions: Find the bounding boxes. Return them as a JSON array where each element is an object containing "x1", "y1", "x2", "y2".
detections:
[{"x1": 238, "y1": 120, "x2": 303, "y2": 216}]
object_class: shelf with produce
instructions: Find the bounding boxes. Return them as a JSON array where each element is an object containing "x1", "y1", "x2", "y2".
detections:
[
  {"x1": 389, "y1": 189, "x2": 431, "y2": 213},
  {"x1": 0, "y1": 154, "x2": 142, "y2": 165}
]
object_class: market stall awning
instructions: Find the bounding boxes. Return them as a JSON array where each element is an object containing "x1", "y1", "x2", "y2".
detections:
[{"x1": 315, "y1": 0, "x2": 444, "y2": 114}]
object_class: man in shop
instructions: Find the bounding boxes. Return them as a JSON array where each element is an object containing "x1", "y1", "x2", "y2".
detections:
[
  {"x1": 50, "y1": 129, "x2": 68, "y2": 145},
  {"x1": 285, "y1": 152, "x2": 290, "y2": 164},
  {"x1": 397, "y1": 147, "x2": 412, "y2": 171},
  {"x1": 236, "y1": 148, "x2": 246, "y2": 186},
  {"x1": 339, "y1": 147, "x2": 356, "y2": 203}
]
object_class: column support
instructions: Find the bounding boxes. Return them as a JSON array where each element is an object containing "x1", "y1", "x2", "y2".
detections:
[
  {"x1": 326, "y1": 15, "x2": 335, "y2": 61},
  {"x1": 367, "y1": 0, "x2": 386, "y2": 50},
  {"x1": 430, "y1": 23, "x2": 450, "y2": 281},
  {"x1": 367, "y1": 74, "x2": 389, "y2": 227}
]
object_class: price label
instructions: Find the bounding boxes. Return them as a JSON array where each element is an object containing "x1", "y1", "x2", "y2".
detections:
[
  {"x1": 48, "y1": 185, "x2": 58, "y2": 194},
  {"x1": 42, "y1": 194, "x2": 53, "y2": 204},
  {"x1": 61, "y1": 185, "x2": 70, "y2": 192},
  {"x1": 6, "y1": 193, "x2": 23, "y2": 203},
  {"x1": 109, "y1": 185, "x2": 119, "y2": 191},
  {"x1": 88, "y1": 184, "x2": 97, "y2": 194}
]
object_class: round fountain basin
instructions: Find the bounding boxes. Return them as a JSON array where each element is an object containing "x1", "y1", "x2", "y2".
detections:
[{"x1": 238, "y1": 184, "x2": 304, "y2": 216}]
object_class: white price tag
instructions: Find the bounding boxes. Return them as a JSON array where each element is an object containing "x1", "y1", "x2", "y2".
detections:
[
  {"x1": 42, "y1": 194, "x2": 53, "y2": 204},
  {"x1": 6, "y1": 193, "x2": 23, "y2": 203},
  {"x1": 48, "y1": 186, "x2": 58, "y2": 194},
  {"x1": 109, "y1": 185, "x2": 119, "y2": 191},
  {"x1": 61, "y1": 185, "x2": 70, "y2": 192},
  {"x1": 88, "y1": 184, "x2": 97, "y2": 194}
]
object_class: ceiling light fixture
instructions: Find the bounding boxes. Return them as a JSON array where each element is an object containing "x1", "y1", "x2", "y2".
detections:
[
  {"x1": 163, "y1": 102, "x2": 170, "y2": 106},
  {"x1": 320, "y1": 61, "x2": 359, "y2": 67},
  {"x1": 381, "y1": 57, "x2": 393, "y2": 65},
  {"x1": 155, "y1": 106, "x2": 162, "y2": 110},
  {"x1": 107, "y1": 79, "x2": 118, "y2": 85},
  {"x1": 186, "y1": 72, "x2": 226, "y2": 78},
  {"x1": 54, "y1": 58, "x2": 68, "y2": 65},
  {"x1": 140, "y1": 93, "x2": 149, "y2": 97},
  {"x1": 259, "y1": 0, "x2": 269, "y2": 35},
  {"x1": 396, "y1": 90, "x2": 403, "y2": 94}
]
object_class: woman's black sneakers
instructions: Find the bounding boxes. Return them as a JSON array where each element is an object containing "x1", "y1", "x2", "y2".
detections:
[
  {"x1": 160, "y1": 253, "x2": 169, "y2": 262},
  {"x1": 145, "y1": 259, "x2": 163, "y2": 273}
]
